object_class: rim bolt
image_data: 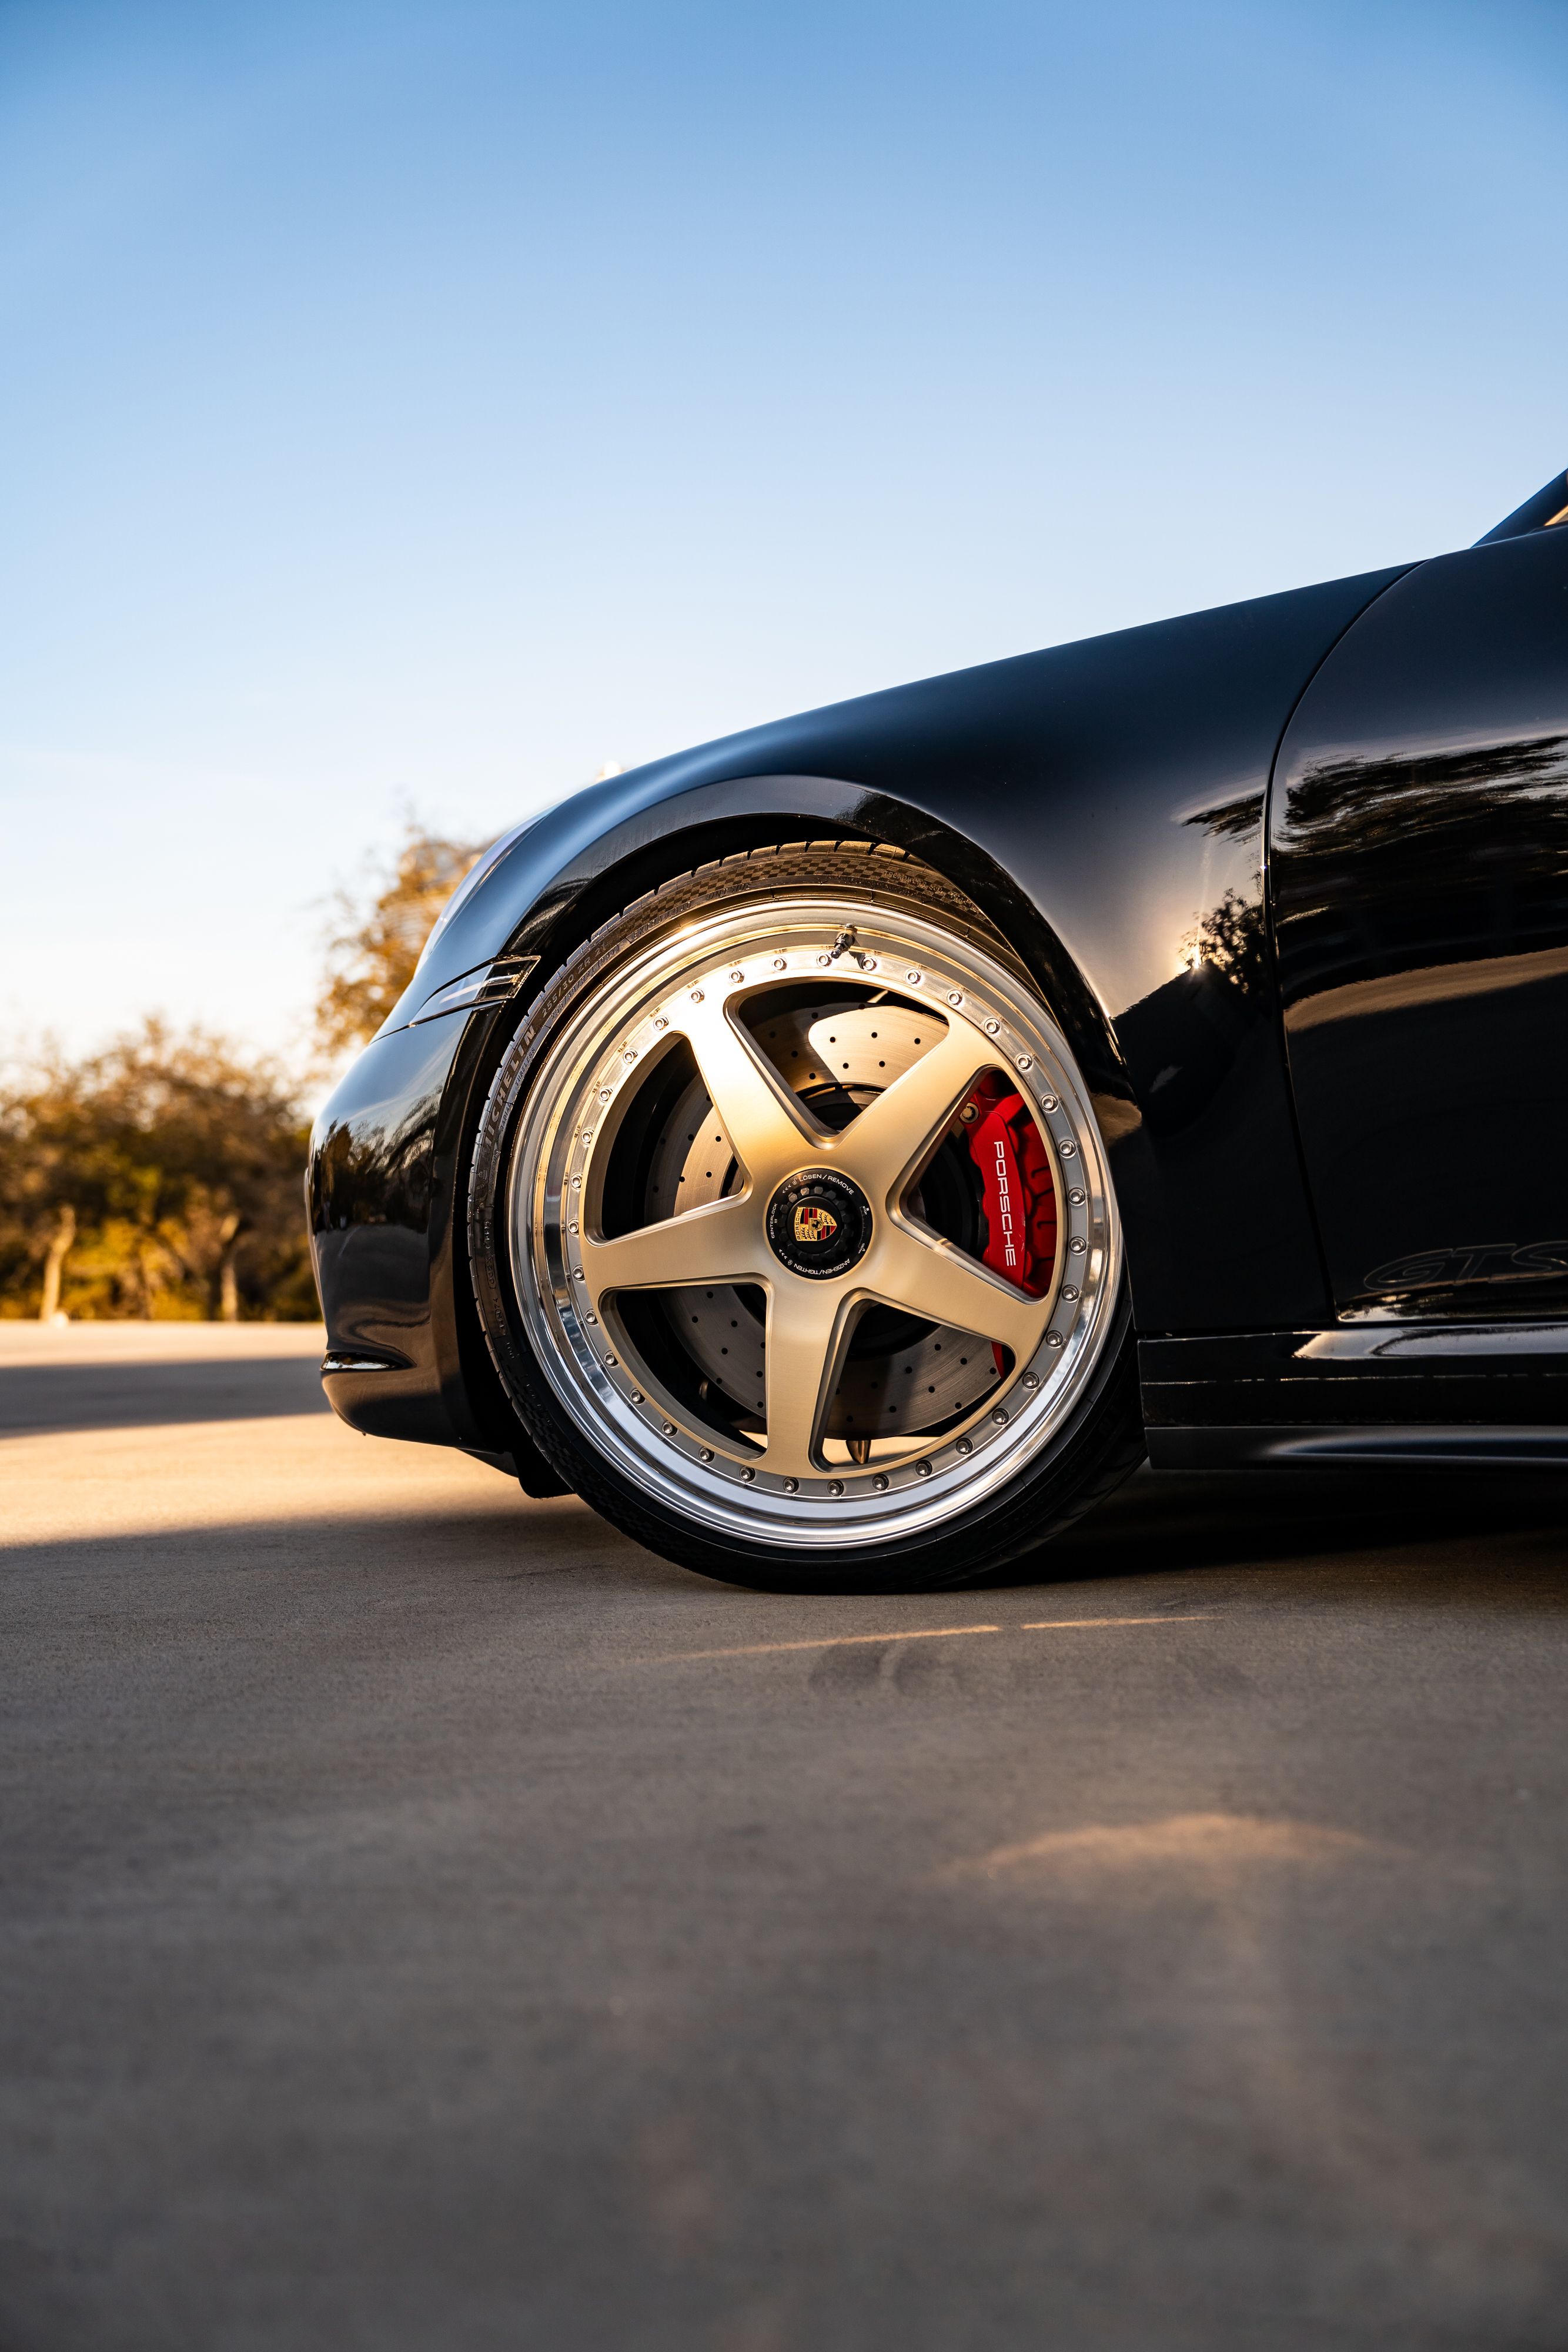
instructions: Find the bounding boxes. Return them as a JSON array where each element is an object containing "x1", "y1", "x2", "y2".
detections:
[
  {"x1": 817, "y1": 952, "x2": 832, "y2": 966},
  {"x1": 916, "y1": 1458, "x2": 933, "y2": 1476},
  {"x1": 907, "y1": 970, "x2": 922, "y2": 983},
  {"x1": 604, "y1": 1354, "x2": 617, "y2": 1367},
  {"x1": 690, "y1": 989, "x2": 704, "y2": 1002},
  {"x1": 862, "y1": 957, "x2": 878, "y2": 971},
  {"x1": 783, "y1": 1477, "x2": 799, "y2": 1493},
  {"x1": 985, "y1": 1020, "x2": 1000, "y2": 1035},
  {"x1": 1069, "y1": 1237, "x2": 1086, "y2": 1253},
  {"x1": 654, "y1": 1015, "x2": 668, "y2": 1028},
  {"x1": 948, "y1": 991, "x2": 962, "y2": 1006},
  {"x1": 1047, "y1": 1332, "x2": 1065, "y2": 1348},
  {"x1": 828, "y1": 1479, "x2": 844, "y2": 1495},
  {"x1": 631, "y1": 1391, "x2": 644, "y2": 1404},
  {"x1": 1062, "y1": 1285, "x2": 1080, "y2": 1301},
  {"x1": 1039, "y1": 1093, "x2": 1058, "y2": 1110},
  {"x1": 773, "y1": 957, "x2": 787, "y2": 970},
  {"x1": 741, "y1": 1468, "x2": 755, "y2": 1482},
  {"x1": 730, "y1": 969, "x2": 744, "y2": 982},
  {"x1": 956, "y1": 1437, "x2": 972, "y2": 1455},
  {"x1": 586, "y1": 1313, "x2": 597, "y2": 1325},
  {"x1": 599, "y1": 1088, "x2": 611, "y2": 1102},
  {"x1": 1059, "y1": 1140, "x2": 1077, "y2": 1157},
  {"x1": 1017, "y1": 1055, "x2": 1033, "y2": 1071},
  {"x1": 663, "y1": 1422, "x2": 676, "y2": 1436},
  {"x1": 1023, "y1": 1371, "x2": 1040, "y2": 1389},
  {"x1": 1069, "y1": 1187, "x2": 1085, "y2": 1204},
  {"x1": 991, "y1": 1408, "x2": 1007, "y2": 1425},
  {"x1": 699, "y1": 1447, "x2": 714, "y2": 1462},
  {"x1": 874, "y1": 1473, "x2": 890, "y2": 1490}
]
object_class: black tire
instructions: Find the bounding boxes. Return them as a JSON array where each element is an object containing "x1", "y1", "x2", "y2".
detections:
[{"x1": 469, "y1": 840, "x2": 1144, "y2": 1593}]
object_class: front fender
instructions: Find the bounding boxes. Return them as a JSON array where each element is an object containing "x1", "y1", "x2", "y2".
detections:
[{"x1": 313, "y1": 559, "x2": 1412, "y2": 1455}]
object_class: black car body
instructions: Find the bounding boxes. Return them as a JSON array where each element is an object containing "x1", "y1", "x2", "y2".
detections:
[{"x1": 309, "y1": 468, "x2": 1568, "y2": 1498}]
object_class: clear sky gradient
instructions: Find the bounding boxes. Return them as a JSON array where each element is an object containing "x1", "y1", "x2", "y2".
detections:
[{"x1": 3, "y1": 0, "x2": 1564, "y2": 1067}]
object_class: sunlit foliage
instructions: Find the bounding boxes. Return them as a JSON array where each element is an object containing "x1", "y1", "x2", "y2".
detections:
[
  {"x1": 0, "y1": 1020, "x2": 315, "y2": 1321},
  {"x1": 4, "y1": 827, "x2": 486, "y2": 1318},
  {"x1": 317, "y1": 826, "x2": 482, "y2": 1055}
]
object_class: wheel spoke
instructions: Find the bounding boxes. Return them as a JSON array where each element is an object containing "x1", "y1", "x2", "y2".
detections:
[
  {"x1": 581, "y1": 1195, "x2": 767, "y2": 1307},
  {"x1": 760, "y1": 1284, "x2": 857, "y2": 1476},
  {"x1": 837, "y1": 1020, "x2": 991, "y2": 1205},
  {"x1": 679, "y1": 995, "x2": 823, "y2": 1187},
  {"x1": 874, "y1": 1224, "x2": 1051, "y2": 1361}
]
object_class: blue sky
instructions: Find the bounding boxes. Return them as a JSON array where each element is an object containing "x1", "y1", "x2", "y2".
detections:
[{"x1": 2, "y1": 0, "x2": 1564, "y2": 1066}]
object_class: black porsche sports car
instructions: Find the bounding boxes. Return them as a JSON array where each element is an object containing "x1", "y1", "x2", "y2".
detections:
[{"x1": 309, "y1": 467, "x2": 1568, "y2": 1592}]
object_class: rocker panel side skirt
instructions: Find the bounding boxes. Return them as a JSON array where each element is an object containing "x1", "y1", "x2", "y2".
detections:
[{"x1": 1141, "y1": 1324, "x2": 1568, "y2": 1468}]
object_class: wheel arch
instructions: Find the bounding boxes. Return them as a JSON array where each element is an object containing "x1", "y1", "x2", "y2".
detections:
[
  {"x1": 436, "y1": 780, "x2": 1159, "y2": 1456},
  {"x1": 514, "y1": 777, "x2": 1130, "y2": 1075}
]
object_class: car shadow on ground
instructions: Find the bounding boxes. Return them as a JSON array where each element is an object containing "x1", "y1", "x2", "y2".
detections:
[
  {"x1": 1017, "y1": 1464, "x2": 1568, "y2": 1595},
  {"x1": 10, "y1": 1352, "x2": 1566, "y2": 1615},
  {"x1": 0, "y1": 1357, "x2": 331, "y2": 1436},
  {"x1": 0, "y1": 1492, "x2": 693, "y2": 1593},
  {"x1": 8, "y1": 1468, "x2": 1562, "y2": 1631}
]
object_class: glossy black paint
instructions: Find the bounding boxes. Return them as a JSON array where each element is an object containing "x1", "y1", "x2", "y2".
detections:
[
  {"x1": 1141, "y1": 1324, "x2": 1568, "y2": 1431},
  {"x1": 1147, "y1": 1425, "x2": 1568, "y2": 1470},
  {"x1": 310, "y1": 1008, "x2": 567, "y2": 1488},
  {"x1": 308, "y1": 477, "x2": 1568, "y2": 1472},
  {"x1": 1272, "y1": 526, "x2": 1568, "y2": 1322}
]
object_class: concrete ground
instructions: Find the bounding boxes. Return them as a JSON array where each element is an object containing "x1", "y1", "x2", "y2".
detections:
[{"x1": 1, "y1": 1322, "x2": 1565, "y2": 2352}]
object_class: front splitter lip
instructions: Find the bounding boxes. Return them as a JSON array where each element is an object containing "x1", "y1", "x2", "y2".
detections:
[{"x1": 509, "y1": 897, "x2": 1121, "y2": 1551}]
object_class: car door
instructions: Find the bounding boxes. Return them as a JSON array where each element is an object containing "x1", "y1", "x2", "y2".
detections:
[{"x1": 1270, "y1": 522, "x2": 1568, "y2": 1320}]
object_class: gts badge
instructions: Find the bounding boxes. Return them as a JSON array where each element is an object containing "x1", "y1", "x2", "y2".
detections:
[
  {"x1": 794, "y1": 1205, "x2": 838, "y2": 1244},
  {"x1": 1362, "y1": 1237, "x2": 1568, "y2": 1298}
]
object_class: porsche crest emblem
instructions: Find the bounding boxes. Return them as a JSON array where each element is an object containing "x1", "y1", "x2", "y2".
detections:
[
  {"x1": 765, "y1": 1170, "x2": 870, "y2": 1278},
  {"x1": 793, "y1": 1204, "x2": 838, "y2": 1244}
]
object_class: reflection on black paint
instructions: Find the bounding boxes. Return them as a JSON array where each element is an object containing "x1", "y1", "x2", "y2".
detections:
[
  {"x1": 1118, "y1": 961, "x2": 1252, "y2": 1136},
  {"x1": 310, "y1": 1105, "x2": 435, "y2": 1235},
  {"x1": 1276, "y1": 733, "x2": 1568, "y2": 1000},
  {"x1": 1360, "y1": 1235, "x2": 1568, "y2": 1315},
  {"x1": 1115, "y1": 792, "x2": 1271, "y2": 1137},
  {"x1": 1272, "y1": 529, "x2": 1568, "y2": 1320},
  {"x1": 307, "y1": 1025, "x2": 453, "y2": 1361},
  {"x1": 1185, "y1": 789, "x2": 1265, "y2": 844}
]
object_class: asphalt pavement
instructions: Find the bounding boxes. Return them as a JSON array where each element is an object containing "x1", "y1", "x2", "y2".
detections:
[{"x1": 2, "y1": 1321, "x2": 1566, "y2": 2352}]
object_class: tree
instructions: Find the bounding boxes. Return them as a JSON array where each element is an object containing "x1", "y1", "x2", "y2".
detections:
[
  {"x1": 0, "y1": 1021, "x2": 315, "y2": 1321},
  {"x1": 0, "y1": 827, "x2": 497, "y2": 1320},
  {"x1": 317, "y1": 826, "x2": 482, "y2": 1055}
]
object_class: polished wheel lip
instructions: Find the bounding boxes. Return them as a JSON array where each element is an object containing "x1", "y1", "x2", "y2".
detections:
[{"x1": 506, "y1": 896, "x2": 1121, "y2": 1550}]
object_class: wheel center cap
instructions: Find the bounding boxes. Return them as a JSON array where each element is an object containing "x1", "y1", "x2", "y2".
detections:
[{"x1": 765, "y1": 1168, "x2": 873, "y2": 1280}]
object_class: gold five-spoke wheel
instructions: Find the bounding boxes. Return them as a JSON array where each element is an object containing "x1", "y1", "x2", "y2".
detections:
[{"x1": 573, "y1": 979, "x2": 1058, "y2": 1481}]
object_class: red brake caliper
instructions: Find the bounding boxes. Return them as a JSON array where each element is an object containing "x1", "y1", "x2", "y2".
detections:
[{"x1": 959, "y1": 1075, "x2": 1059, "y2": 1371}]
